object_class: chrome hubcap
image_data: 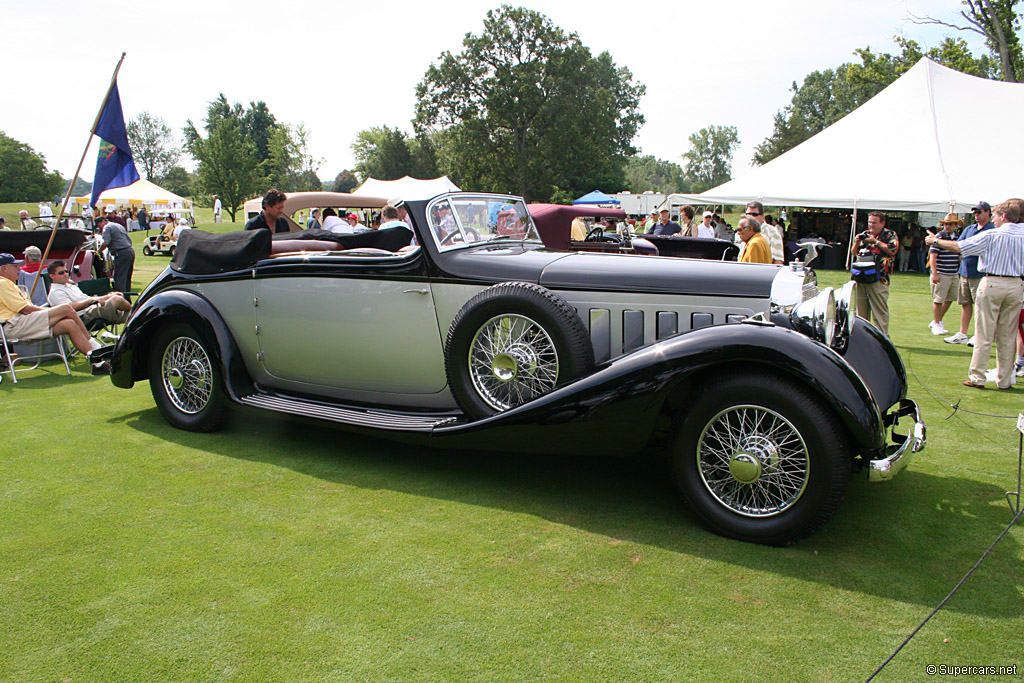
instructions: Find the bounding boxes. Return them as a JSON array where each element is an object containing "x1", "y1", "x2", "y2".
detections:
[
  {"x1": 696, "y1": 405, "x2": 809, "y2": 517},
  {"x1": 469, "y1": 314, "x2": 559, "y2": 411},
  {"x1": 161, "y1": 336, "x2": 213, "y2": 415}
]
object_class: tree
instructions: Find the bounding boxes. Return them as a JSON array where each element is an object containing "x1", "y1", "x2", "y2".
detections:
[
  {"x1": 63, "y1": 176, "x2": 92, "y2": 197},
  {"x1": 352, "y1": 126, "x2": 415, "y2": 180},
  {"x1": 912, "y1": 0, "x2": 1021, "y2": 81},
  {"x1": 159, "y1": 166, "x2": 194, "y2": 198},
  {"x1": 754, "y1": 36, "x2": 994, "y2": 164},
  {"x1": 682, "y1": 126, "x2": 739, "y2": 193},
  {"x1": 185, "y1": 117, "x2": 263, "y2": 222},
  {"x1": 0, "y1": 131, "x2": 64, "y2": 202},
  {"x1": 126, "y1": 112, "x2": 181, "y2": 180},
  {"x1": 333, "y1": 170, "x2": 359, "y2": 193},
  {"x1": 623, "y1": 155, "x2": 692, "y2": 194},
  {"x1": 414, "y1": 6, "x2": 644, "y2": 201}
]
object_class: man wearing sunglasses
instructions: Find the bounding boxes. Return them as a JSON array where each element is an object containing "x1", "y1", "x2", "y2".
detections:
[
  {"x1": 744, "y1": 201, "x2": 783, "y2": 264},
  {"x1": 943, "y1": 201, "x2": 994, "y2": 345},
  {"x1": 46, "y1": 260, "x2": 131, "y2": 327}
]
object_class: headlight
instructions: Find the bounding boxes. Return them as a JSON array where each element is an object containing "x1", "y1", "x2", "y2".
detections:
[
  {"x1": 790, "y1": 286, "x2": 836, "y2": 347},
  {"x1": 832, "y1": 281, "x2": 857, "y2": 352}
]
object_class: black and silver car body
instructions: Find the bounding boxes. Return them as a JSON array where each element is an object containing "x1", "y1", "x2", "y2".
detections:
[{"x1": 101, "y1": 192, "x2": 925, "y2": 545}]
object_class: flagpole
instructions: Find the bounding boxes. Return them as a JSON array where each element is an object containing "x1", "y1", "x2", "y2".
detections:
[{"x1": 30, "y1": 52, "x2": 127, "y2": 299}]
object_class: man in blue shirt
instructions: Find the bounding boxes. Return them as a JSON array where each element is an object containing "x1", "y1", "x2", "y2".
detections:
[
  {"x1": 650, "y1": 209, "x2": 681, "y2": 236},
  {"x1": 944, "y1": 201, "x2": 994, "y2": 344}
]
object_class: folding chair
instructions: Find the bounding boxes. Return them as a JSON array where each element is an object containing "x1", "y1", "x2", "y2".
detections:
[{"x1": 0, "y1": 319, "x2": 72, "y2": 384}]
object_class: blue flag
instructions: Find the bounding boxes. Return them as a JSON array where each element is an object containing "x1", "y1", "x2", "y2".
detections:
[{"x1": 90, "y1": 82, "x2": 140, "y2": 208}]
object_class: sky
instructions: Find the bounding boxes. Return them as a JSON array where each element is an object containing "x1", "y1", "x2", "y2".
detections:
[{"x1": 4, "y1": 0, "x2": 987, "y2": 187}]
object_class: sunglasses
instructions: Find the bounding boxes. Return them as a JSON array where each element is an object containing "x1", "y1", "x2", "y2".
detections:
[
  {"x1": 54, "y1": 270, "x2": 67, "y2": 275},
  {"x1": 746, "y1": 211, "x2": 762, "y2": 216}
]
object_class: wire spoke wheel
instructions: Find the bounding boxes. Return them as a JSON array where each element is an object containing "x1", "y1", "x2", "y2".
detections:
[
  {"x1": 468, "y1": 314, "x2": 559, "y2": 412},
  {"x1": 696, "y1": 405, "x2": 810, "y2": 517},
  {"x1": 161, "y1": 336, "x2": 214, "y2": 415}
]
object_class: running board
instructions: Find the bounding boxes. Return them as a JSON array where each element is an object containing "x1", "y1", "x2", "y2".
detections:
[{"x1": 239, "y1": 393, "x2": 459, "y2": 432}]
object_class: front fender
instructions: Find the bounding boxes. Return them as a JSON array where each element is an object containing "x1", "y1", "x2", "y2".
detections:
[
  {"x1": 110, "y1": 289, "x2": 253, "y2": 400},
  {"x1": 431, "y1": 322, "x2": 886, "y2": 455}
]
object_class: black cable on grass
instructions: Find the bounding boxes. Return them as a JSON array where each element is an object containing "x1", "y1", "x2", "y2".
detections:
[
  {"x1": 864, "y1": 505, "x2": 1023, "y2": 683},
  {"x1": 904, "y1": 356, "x2": 1017, "y2": 420}
]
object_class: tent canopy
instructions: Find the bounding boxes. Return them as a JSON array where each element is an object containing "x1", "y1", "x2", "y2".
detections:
[
  {"x1": 73, "y1": 178, "x2": 190, "y2": 208},
  {"x1": 352, "y1": 176, "x2": 460, "y2": 201},
  {"x1": 679, "y1": 58, "x2": 1024, "y2": 213},
  {"x1": 573, "y1": 190, "x2": 620, "y2": 205}
]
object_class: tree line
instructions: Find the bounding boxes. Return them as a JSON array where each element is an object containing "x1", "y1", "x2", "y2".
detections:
[{"x1": 1, "y1": 1, "x2": 1018, "y2": 211}]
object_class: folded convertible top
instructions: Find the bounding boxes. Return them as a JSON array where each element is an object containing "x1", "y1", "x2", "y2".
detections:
[{"x1": 171, "y1": 229, "x2": 271, "y2": 274}]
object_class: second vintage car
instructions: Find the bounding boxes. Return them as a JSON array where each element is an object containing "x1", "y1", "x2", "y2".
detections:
[{"x1": 99, "y1": 191, "x2": 925, "y2": 545}]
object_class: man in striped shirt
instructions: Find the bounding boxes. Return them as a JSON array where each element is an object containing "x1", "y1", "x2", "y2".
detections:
[
  {"x1": 927, "y1": 199, "x2": 1024, "y2": 390},
  {"x1": 927, "y1": 213, "x2": 963, "y2": 336}
]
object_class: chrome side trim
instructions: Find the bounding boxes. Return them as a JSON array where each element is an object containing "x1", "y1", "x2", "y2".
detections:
[
  {"x1": 868, "y1": 399, "x2": 926, "y2": 482},
  {"x1": 239, "y1": 393, "x2": 458, "y2": 432}
]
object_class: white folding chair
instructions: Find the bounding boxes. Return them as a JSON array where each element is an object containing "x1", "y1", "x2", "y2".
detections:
[{"x1": 0, "y1": 320, "x2": 72, "y2": 384}]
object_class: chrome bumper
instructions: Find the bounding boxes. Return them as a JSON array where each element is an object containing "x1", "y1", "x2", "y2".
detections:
[{"x1": 869, "y1": 399, "x2": 926, "y2": 482}]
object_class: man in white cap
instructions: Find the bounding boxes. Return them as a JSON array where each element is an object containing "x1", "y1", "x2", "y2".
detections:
[
  {"x1": 18, "y1": 210, "x2": 38, "y2": 231},
  {"x1": 698, "y1": 211, "x2": 715, "y2": 239}
]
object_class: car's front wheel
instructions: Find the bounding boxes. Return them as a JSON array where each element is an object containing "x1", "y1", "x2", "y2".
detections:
[
  {"x1": 148, "y1": 323, "x2": 227, "y2": 432},
  {"x1": 142, "y1": 245, "x2": 152, "y2": 256},
  {"x1": 445, "y1": 282, "x2": 594, "y2": 420},
  {"x1": 671, "y1": 372, "x2": 851, "y2": 545}
]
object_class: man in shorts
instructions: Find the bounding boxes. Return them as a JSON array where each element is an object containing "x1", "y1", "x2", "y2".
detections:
[
  {"x1": 927, "y1": 213, "x2": 963, "y2": 336},
  {"x1": 0, "y1": 253, "x2": 110, "y2": 374}
]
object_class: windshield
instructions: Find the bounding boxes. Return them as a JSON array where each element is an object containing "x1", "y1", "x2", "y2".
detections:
[{"x1": 426, "y1": 195, "x2": 540, "y2": 251}]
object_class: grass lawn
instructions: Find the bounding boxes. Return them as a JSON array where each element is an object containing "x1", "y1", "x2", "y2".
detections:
[{"x1": 1, "y1": 240, "x2": 1022, "y2": 680}]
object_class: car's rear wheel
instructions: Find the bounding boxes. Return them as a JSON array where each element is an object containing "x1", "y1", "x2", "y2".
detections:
[
  {"x1": 446, "y1": 282, "x2": 594, "y2": 420},
  {"x1": 148, "y1": 323, "x2": 226, "y2": 432},
  {"x1": 671, "y1": 372, "x2": 851, "y2": 545},
  {"x1": 168, "y1": 245, "x2": 176, "y2": 258}
]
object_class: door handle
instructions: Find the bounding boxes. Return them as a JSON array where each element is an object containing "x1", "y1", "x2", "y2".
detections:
[{"x1": 403, "y1": 289, "x2": 429, "y2": 295}]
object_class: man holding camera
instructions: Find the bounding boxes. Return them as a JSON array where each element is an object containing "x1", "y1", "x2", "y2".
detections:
[{"x1": 850, "y1": 211, "x2": 898, "y2": 336}]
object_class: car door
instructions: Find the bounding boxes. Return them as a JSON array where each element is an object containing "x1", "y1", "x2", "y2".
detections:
[{"x1": 253, "y1": 262, "x2": 448, "y2": 395}]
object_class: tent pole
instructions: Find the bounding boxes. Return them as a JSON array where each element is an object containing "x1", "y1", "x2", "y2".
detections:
[
  {"x1": 30, "y1": 52, "x2": 127, "y2": 299},
  {"x1": 847, "y1": 206, "x2": 858, "y2": 270}
]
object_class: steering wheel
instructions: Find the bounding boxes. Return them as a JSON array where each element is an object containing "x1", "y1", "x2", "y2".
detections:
[
  {"x1": 439, "y1": 227, "x2": 481, "y2": 245},
  {"x1": 585, "y1": 226, "x2": 605, "y2": 242}
]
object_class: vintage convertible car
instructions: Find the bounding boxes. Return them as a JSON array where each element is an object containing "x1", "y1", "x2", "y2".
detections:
[{"x1": 99, "y1": 192, "x2": 925, "y2": 545}]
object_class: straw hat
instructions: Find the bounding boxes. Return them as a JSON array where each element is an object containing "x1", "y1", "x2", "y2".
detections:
[{"x1": 938, "y1": 212, "x2": 964, "y2": 229}]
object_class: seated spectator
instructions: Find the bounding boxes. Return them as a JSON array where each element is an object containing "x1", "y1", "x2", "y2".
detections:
[
  {"x1": 381, "y1": 204, "x2": 410, "y2": 230},
  {"x1": 0, "y1": 253, "x2": 110, "y2": 374},
  {"x1": 347, "y1": 213, "x2": 369, "y2": 232},
  {"x1": 737, "y1": 217, "x2": 772, "y2": 264},
  {"x1": 47, "y1": 260, "x2": 131, "y2": 326},
  {"x1": 0, "y1": 217, "x2": 9, "y2": 231},
  {"x1": 307, "y1": 208, "x2": 321, "y2": 231},
  {"x1": 172, "y1": 219, "x2": 191, "y2": 240},
  {"x1": 321, "y1": 208, "x2": 351, "y2": 234},
  {"x1": 17, "y1": 246, "x2": 47, "y2": 306},
  {"x1": 161, "y1": 218, "x2": 176, "y2": 240},
  {"x1": 19, "y1": 210, "x2": 38, "y2": 231}
]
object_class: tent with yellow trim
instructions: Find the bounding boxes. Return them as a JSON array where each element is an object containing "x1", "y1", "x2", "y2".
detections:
[{"x1": 71, "y1": 178, "x2": 190, "y2": 210}]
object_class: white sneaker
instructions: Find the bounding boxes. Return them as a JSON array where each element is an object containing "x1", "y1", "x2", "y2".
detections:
[
  {"x1": 985, "y1": 368, "x2": 1017, "y2": 385},
  {"x1": 967, "y1": 336, "x2": 976, "y2": 347},
  {"x1": 944, "y1": 332, "x2": 969, "y2": 344},
  {"x1": 931, "y1": 323, "x2": 948, "y2": 335}
]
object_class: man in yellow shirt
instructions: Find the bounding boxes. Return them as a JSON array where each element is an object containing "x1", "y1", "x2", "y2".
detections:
[
  {"x1": 0, "y1": 253, "x2": 110, "y2": 374},
  {"x1": 737, "y1": 217, "x2": 772, "y2": 264}
]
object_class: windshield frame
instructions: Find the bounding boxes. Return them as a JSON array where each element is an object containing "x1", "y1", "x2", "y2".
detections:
[{"x1": 424, "y1": 193, "x2": 541, "y2": 252}]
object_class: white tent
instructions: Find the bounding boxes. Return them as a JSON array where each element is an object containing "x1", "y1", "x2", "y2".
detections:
[
  {"x1": 352, "y1": 176, "x2": 460, "y2": 201},
  {"x1": 72, "y1": 178, "x2": 190, "y2": 208},
  {"x1": 677, "y1": 58, "x2": 1024, "y2": 213}
]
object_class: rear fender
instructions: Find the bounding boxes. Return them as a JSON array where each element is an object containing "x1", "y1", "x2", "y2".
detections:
[{"x1": 110, "y1": 289, "x2": 253, "y2": 400}]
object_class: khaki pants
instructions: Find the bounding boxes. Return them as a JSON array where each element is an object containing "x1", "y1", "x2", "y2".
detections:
[
  {"x1": 968, "y1": 276, "x2": 1024, "y2": 388},
  {"x1": 856, "y1": 280, "x2": 890, "y2": 336}
]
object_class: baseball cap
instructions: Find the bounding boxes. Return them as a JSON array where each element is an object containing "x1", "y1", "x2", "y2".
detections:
[
  {"x1": 703, "y1": 211, "x2": 713, "y2": 218},
  {"x1": 105, "y1": 204, "x2": 117, "y2": 213},
  {"x1": 972, "y1": 201, "x2": 991, "y2": 212},
  {"x1": 0, "y1": 253, "x2": 24, "y2": 267},
  {"x1": 347, "y1": 213, "x2": 358, "y2": 220}
]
